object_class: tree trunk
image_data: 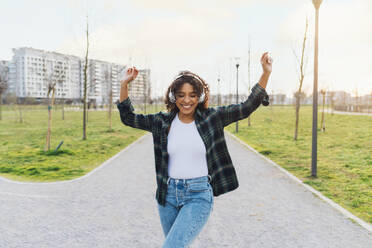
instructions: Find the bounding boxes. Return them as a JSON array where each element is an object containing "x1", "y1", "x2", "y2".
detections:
[
  {"x1": 62, "y1": 99, "x2": 65, "y2": 120},
  {"x1": 18, "y1": 101, "x2": 23, "y2": 123},
  {"x1": 294, "y1": 96, "x2": 300, "y2": 141},
  {"x1": 109, "y1": 90, "x2": 113, "y2": 130},
  {"x1": 45, "y1": 89, "x2": 55, "y2": 151},
  {"x1": 45, "y1": 94, "x2": 51, "y2": 151},
  {"x1": 83, "y1": 19, "x2": 89, "y2": 140},
  {"x1": 293, "y1": 18, "x2": 308, "y2": 141}
]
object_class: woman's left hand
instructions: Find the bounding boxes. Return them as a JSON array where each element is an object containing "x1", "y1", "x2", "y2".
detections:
[{"x1": 261, "y1": 52, "x2": 273, "y2": 74}]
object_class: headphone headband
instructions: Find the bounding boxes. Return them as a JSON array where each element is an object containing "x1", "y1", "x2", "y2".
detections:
[{"x1": 174, "y1": 73, "x2": 204, "y2": 85}]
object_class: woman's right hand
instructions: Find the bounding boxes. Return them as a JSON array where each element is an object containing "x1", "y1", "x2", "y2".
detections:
[{"x1": 120, "y1": 66, "x2": 139, "y2": 85}]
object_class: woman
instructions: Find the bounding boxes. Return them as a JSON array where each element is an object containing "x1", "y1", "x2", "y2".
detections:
[{"x1": 117, "y1": 52, "x2": 272, "y2": 247}]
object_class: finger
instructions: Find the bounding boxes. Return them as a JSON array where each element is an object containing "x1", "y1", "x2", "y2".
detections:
[{"x1": 261, "y1": 52, "x2": 268, "y2": 61}]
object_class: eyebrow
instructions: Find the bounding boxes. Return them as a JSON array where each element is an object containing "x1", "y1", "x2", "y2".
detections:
[{"x1": 177, "y1": 91, "x2": 197, "y2": 94}]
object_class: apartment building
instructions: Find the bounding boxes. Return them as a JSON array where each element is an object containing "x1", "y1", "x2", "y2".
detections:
[
  {"x1": 8, "y1": 48, "x2": 80, "y2": 99},
  {"x1": 6, "y1": 47, "x2": 150, "y2": 105}
]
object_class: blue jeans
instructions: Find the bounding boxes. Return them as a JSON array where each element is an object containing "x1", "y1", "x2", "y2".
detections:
[{"x1": 157, "y1": 175, "x2": 214, "y2": 248}]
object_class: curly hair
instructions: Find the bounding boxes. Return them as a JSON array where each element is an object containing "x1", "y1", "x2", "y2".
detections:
[{"x1": 164, "y1": 70, "x2": 210, "y2": 113}]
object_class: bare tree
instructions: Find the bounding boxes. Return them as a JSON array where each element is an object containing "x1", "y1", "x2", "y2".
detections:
[
  {"x1": 0, "y1": 66, "x2": 8, "y2": 121},
  {"x1": 45, "y1": 79, "x2": 56, "y2": 151},
  {"x1": 83, "y1": 17, "x2": 89, "y2": 140},
  {"x1": 292, "y1": 18, "x2": 309, "y2": 141},
  {"x1": 17, "y1": 98, "x2": 24, "y2": 123},
  {"x1": 44, "y1": 60, "x2": 65, "y2": 151},
  {"x1": 104, "y1": 69, "x2": 113, "y2": 131},
  {"x1": 61, "y1": 99, "x2": 65, "y2": 120}
]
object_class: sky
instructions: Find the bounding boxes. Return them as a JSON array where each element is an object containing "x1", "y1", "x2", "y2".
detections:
[{"x1": 1, "y1": 0, "x2": 371, "y2": 99}]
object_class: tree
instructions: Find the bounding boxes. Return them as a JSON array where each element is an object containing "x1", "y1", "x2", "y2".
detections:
[
  {"x1": 104, "y1": 69, "x2": 113, "y2": 131},
  {"x1": 17, "y1": 97, "x2": 23, "y2": 123},
  {"x1": 83, "y1": 17, "x2": 89, "y2": 140},
  {"x1": 0, "y1": 66, "x2": 8, "y2": 121},
  {"x1": 292, "y1": 18, "x2": 309, "y2": 141},
  {"x1": 61, "y1": 98, "x2": 65, "y2": 120},
  {"x1": 44, "y1": 59, "x2": 66, "y2": 151}
]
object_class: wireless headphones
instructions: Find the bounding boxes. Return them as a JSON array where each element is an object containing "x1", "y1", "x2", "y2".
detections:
[{"x1": 168, "y1": 74, "x2": 206, "y2": 104}]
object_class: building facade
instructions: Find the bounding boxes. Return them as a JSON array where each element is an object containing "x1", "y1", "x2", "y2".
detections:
[{"x1": 6, "y1": 47, "x2": 150, "y2": 105}]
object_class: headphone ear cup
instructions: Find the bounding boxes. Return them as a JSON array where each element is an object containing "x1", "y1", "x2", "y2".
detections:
[
  {"x1": 198, "y1": 92, "x2": 205, "y2": 103},
  {"x1": 169, "y1": 91, "x2": 176, "y2": 103}
]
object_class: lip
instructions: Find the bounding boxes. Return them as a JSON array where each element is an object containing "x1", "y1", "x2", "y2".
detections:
[{"x1": 181, "y1": 104, "x2": 193, "y2": 109}]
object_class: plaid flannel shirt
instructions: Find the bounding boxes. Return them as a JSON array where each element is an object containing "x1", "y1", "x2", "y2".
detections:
[{"x1": 117, "y1": 82, "x2": 268, "y2": 207}]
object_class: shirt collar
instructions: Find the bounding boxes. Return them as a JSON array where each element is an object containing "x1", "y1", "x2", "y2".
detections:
[{"x1": 166, "y1": 107, "x2": 204, "y2": 124}]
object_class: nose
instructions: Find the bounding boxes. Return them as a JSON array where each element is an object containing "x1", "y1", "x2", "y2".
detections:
[{"x1": 184, "y1": 96, "x2": 192, "y2": 103}]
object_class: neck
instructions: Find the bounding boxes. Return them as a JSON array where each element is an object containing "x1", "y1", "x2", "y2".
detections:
[{"x1": 178, "y1": 111, "x2": 195, "y2": 123}]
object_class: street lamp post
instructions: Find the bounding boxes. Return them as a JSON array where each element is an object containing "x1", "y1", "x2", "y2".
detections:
[
  {"x1": 311, "y1": 0, "x2": 323, "y2": 177},
  {"x1": 235, "y1": 57, "x2": 240, "y2": 133}
]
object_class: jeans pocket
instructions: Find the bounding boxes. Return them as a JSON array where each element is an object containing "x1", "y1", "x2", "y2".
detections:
[{"x1": 187, "y1": 182, "x2": 209, "y2": 192}]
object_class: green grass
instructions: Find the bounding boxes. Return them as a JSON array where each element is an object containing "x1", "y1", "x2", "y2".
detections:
[
  {"x1": 0, "y1": 103, "x2": 161, "y2": 182},
  {"x1": 226, "y1": 105, "x2": 372, "y2": 224}
]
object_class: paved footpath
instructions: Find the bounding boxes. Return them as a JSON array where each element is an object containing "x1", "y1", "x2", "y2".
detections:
[{"x1": 1, "y1": 132, "x2": 371, "y2": 248}]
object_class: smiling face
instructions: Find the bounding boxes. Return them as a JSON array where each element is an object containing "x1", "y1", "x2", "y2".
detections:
[{"x1": 175, "y1": 82, "x2": 199, "y2": 119}]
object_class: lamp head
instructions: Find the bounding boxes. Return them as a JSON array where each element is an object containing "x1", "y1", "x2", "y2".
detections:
[
  {"x1": 312, "y1": 0, "x2": 323, "y2": 9},
  {"x1": 234, "y1": 57, "x2": 240, "y2": 68}
]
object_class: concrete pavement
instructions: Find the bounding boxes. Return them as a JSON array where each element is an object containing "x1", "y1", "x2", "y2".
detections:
[{"x1": 1, "y1": 132, "x2": 371, "y2": 248}]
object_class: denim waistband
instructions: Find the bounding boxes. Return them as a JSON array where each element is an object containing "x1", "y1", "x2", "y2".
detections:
[{"x1": 167, "y1": 175, "x2": 211, "y2": 185}]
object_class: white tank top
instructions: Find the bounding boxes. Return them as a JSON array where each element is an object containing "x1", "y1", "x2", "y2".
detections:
[{"x1": 167, "y1": 113, "x2": 208, "y2": 179}]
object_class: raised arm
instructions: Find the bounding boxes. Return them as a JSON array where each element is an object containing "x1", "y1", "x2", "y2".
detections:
[
  {"x1": 216, "y1": 52, "x2": 272, "y2": 127},
  {"x1": 117, "y1": 66, "x2": 155, "y2": 132}
]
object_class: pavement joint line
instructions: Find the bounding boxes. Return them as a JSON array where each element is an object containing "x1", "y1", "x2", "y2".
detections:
[
  {"x1": 0, "y1": 133, "x2": 151, "y2": 185},
  {"x1": 225, "y1": 130, "x2": 372, "y2": 233}
]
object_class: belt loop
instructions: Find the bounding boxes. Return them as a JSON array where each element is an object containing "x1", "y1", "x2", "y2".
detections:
[
  {"x1": 167, "y1": 177, "x2": 170, "y2": 185},
  {"x1": 208, "y1": 175, "x2": 212, "y2": 183}
]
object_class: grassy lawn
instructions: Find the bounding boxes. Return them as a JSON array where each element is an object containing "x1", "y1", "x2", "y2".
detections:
[
  {"x1": 226, "y1": 105, "x2": 372, "y2": 224},
  {"x1": 0, "y1": 104, "x2": 152, "y2": 182}
]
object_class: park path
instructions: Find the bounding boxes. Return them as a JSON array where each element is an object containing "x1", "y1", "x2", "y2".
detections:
[
  {"x1": 323, "y1": 108, "x2": 372, "y2": 116},
  {"x1": 1, "y1": 132, "x2": 371, "y2": 248}
]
